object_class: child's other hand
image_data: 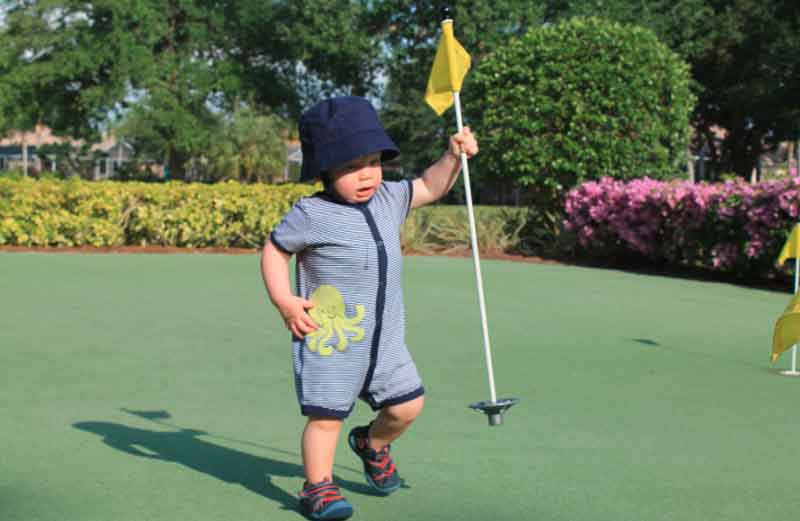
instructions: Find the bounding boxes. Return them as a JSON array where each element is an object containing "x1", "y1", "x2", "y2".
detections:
[
  {"x1": 277, "y1": 296, "x2": 318, "y2": 338},
  {"x1": 449, "y1": 127, "x2": 478, "y2": 159}
]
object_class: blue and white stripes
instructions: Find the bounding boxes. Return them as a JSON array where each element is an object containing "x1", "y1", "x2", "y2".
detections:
[{"x1": 271, "y1": 180, "x2": 424, "y2": 418}]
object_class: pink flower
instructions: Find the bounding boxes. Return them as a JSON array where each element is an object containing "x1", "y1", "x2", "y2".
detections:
[{"x1": 563, "y1": 175, "x2": 799, "y2": 274}]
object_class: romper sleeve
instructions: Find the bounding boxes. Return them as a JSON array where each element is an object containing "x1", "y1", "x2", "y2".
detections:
[
  {"x1": 270, "y1": 201, "x2": 310, "y2": 254},
  {"x1": 380, "y1": 179, "x2": 414, "y2": 225}
]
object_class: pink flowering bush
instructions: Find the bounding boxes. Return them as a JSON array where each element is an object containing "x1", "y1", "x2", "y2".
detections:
[{"x1": 564, "y1": 176, "x2": 800, "y2": 276}]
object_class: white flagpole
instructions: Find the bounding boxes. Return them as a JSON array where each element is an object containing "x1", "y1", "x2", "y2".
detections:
[
  {"x1": 453, "y1": 90, "x2": 498, "y2": 404},
  {"x1": 780, "y1": 254, "x2": 800, "y2": 377},
  {"x1": 793, "y1": 258, "x2": 799, "y2": 373}
]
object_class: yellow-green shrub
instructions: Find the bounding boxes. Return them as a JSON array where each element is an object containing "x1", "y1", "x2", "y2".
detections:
[
  {"x1": 0, "y1": 178, "x2": 317, "y2": 247},
  {"x1": 0, "y1": 178, "x2": 128, "y2": 246},
  {"x1": 0, "y1": 178, "x2": 528, "y2": 254},
  {"x1": 123, "y1": 181, "x2": 317, "y2": 247}
]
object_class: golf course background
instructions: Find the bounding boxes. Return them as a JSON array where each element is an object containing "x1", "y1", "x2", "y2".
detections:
[{"x1": 1, "y1": 252, "x2": 797, "y2": 521}]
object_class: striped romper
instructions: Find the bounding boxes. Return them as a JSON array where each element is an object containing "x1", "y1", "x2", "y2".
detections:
[{"x1": 270, "y1": 180, "x2": 424, "y2": 419}]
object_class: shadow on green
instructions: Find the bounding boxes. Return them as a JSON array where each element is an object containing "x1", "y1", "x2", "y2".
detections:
[{"x1": 72, "y1": 412, "x2": 377, "y2": 516}]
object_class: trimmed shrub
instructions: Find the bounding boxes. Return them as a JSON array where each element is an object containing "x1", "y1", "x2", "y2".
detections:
[
  {"x1": 0, "y1": 178, "x2": 317, "y2": 248},
  {"x1": 0, "y1": 177, "x2": 128, "y2": 246},
  {"x1": 472, "y1": 17, "x2": 695, "y2": 196},
  {"x1": 0, "y1": 178, "x2": 529, "y2": 255},
  {"x1": 564, "y1": 176, "x2": 800, "y2": 276}
]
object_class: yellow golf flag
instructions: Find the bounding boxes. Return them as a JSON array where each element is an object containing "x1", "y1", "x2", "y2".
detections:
[
  {"x1": 772, "y1": 291, "x2": 800, "y2": 362},
  {"x1": 424, "y1": 20, "x2": 471, "y2": 116},
  {"x1": 777, "y1": 224, "x2": 800, "y2": 265}
]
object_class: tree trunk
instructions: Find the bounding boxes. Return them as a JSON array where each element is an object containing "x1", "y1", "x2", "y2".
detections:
[
  {"x1": 166, "y1": 146, "x2": 186, "y2": 181},
  {"x1": 22, "y1": 133, "x2": 28, "y2": 177}
]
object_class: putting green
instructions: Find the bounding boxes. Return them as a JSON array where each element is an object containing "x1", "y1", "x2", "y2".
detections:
[{"x1": 0, "y1": 252, "x2": 796, "y2": 521}]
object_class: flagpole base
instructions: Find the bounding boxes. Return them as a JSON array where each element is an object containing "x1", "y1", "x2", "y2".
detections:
[
  {"x1": 779, "y1": 370, "x2": 800, "y2": 376},
  {"x1": 469, "y1": 398, "x2": 520, "y2": 426}
]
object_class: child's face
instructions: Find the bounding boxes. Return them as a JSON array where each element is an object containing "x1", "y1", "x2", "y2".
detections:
[{"x1": 328, "y1": 152, "x2": 383, "y2": 204}]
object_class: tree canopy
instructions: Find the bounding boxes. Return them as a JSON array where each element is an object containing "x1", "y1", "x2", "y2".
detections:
[
  {"x1": 551, "y1": 0, "x2": 800, "y2": 177},
  {"x1": 2, "y1": 0, "x2": 799, "y2": 182},
  {"x1": 0, "y1": 0, "x2": 377, "y2": 179}
]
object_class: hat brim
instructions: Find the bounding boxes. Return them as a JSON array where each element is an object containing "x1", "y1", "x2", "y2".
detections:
[{"x1": 300, "y1": 128, "x2": 399, "y2": 181}]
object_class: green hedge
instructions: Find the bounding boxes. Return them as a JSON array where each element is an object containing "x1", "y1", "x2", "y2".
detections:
[
  {"x1": 0, "y1": 178, "x2": 317, "y2": 248},
  {"x1": 0, "y1": 178, "x2": 529, "y2": 253}
]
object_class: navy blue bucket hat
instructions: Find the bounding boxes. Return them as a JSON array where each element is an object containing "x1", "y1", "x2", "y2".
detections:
[{"x1": 299, "y1": 96, "x2": 399, "y2": 181}]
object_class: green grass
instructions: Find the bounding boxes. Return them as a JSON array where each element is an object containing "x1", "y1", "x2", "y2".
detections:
[{"x1": 1, "y1": 252, "x2": 797, "y2": 521}]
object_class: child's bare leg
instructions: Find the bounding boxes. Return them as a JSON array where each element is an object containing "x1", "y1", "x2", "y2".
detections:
[
  {"x1": 302, "y1": 416, "x2": 343, "y2": 483},
  {"x1": 368, "y1": 396, "x2": 424, "y2": 450}
]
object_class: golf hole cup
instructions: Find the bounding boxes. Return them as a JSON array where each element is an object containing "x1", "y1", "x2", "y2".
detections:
[{"x1": 469, "y1": 398, "x2": 520, "y2": 426}]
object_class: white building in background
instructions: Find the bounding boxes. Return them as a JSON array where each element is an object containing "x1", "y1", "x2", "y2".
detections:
[
  {"x1": 0, "y1": 124, "x2": 137, "y2": 178},
  {"x1": 2, "y1": 126, "x2": 329, "y2": 182}
]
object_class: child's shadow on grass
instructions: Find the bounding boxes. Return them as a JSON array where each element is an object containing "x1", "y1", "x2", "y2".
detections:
[{"x1": 72, "y1": 420, "x2": 375, "y2": 514}]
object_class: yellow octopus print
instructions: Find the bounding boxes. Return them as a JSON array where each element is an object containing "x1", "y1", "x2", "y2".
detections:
[{"x1": 307, "y1": 285, "x2": 365, "y2": 356}]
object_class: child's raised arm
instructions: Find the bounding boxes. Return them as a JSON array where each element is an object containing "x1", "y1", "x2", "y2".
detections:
[
  {"x1": 260, "y1": 241, "x2": 318, "y2": 338},
  {"x1": 411, "y1": 127, "x2": 478, "y2": 209}
]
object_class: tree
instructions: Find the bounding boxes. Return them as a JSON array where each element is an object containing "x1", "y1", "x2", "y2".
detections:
[
  {"x1": 547, "y1": 0, "x2": 800, "y2": 178},
  {"x1": 204, "y1": 107, "x2": 287, "y2": 183},
  {"x1": 690, "y1": 0, "x2": 800, "y2": 177},
  {"x1": 231, "y1": 0, "x2": 382, "y2": 114},
  {"x1": 471, "y1": 17, "x2": 694, "y2": 197},
  {"x1": 0, "y1": 17, "x2": 48, "y2": 177},
  {"x1": 0, "y1": 75, "x2": 36, "y2": 176},
  {"x1": 0, "y1": 1, "x2": 379, "y2": 180},
  {"x1": 546, "y1": 0, "x2": 713, "y2": 62},
  {"x1": 0, "y1": 1, "x2": 187, "y2": 174}
]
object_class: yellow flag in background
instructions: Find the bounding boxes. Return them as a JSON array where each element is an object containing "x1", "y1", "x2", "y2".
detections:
[
  {"x1": 424, "y1": 21, "x2": 471, "y2": 116},
  {"x1": 777, "y1": 224, "x2": 800, "y2": 266},
  {"x1": 772, "y1": 291, "x2": 800, "y2": 362}
]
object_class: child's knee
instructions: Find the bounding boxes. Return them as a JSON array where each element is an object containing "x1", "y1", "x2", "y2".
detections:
[
  {"x1": 385, "y1": 396, "x2": 424, "y2": 424},
  {"x1": 306, "y1": 416, "x2": 344, "y2": 433}
]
